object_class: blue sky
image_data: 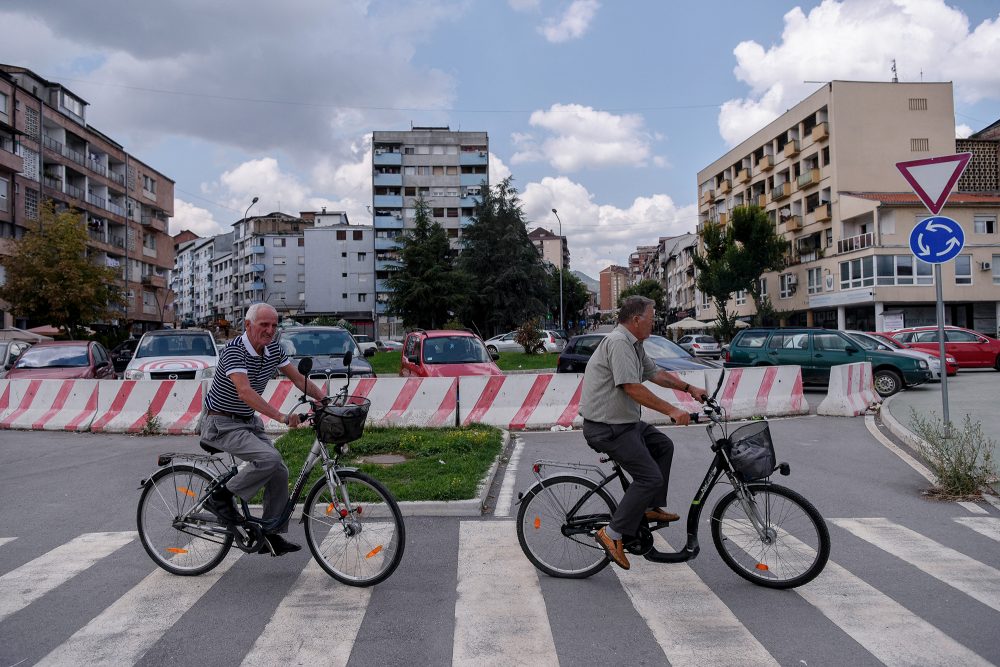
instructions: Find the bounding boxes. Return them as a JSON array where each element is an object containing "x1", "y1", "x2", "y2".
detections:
[{"x1": 2, "y1": 0, "x2": 999, "y2": 278}]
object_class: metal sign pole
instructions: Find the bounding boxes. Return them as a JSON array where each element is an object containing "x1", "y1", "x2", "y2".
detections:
[{"x1": 934, "y1": 264, "x2": 950, "y2": 430}]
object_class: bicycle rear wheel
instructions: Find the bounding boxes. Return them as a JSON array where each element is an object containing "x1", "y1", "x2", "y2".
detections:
[
  {"x1": 302, "y1": 470, "x2": 405, "y2": 587},
  {"x1": 516, "y1": 474, "x2": 616, "y2": 579},
  {"x1": 137, "y1": 465, "x2": 233, "y2": 576},
  {"x1": 711, "y1": 482, "x2": 829, "y2": 589}
]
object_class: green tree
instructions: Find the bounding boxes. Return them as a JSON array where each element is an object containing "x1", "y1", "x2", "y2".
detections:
[
  {"x1": 385, "y1": 199, "x2": 467, "y2": 329},
  {"x1": 727, "y1": 205, "x2": 790, "y2": 325},
  {"x1": 458, "y1": 177, "x2": 548, "y2": 337},
  {"x1": 618, "y1": 279, "x2": 666, "y2": 312},
  {"x1": 0, "y1": 201, "x2": 124, "y2": 338},
  {"x1": 692, "y1": 221, "x2": 743, "y2": 342},
  {"x1": 546, "y1": 268, "x2": 590, "y2": 332}
]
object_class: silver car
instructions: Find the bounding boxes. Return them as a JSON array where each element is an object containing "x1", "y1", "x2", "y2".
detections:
[
  {"x1": 845, "y1": 330, "x2": 948, "y2": 380},
  {"x1": 485, "y1": 330, "x2": 566, "y2": 354},
  {"x1": 677, "y1": 334, "x2": 721, "y2": 359}
]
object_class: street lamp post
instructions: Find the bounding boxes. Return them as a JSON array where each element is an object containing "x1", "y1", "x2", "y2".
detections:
[
  {"x1": 244, "y1": 197, "x2": 259, "y2": 304},
  {"x1": 551, "y1": 208, "x2": 564, "y2": 331}
]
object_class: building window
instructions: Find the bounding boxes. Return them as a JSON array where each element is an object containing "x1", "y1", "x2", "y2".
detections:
[
  {"x1": 0, "y1": 176, "x2": 8, "y2": 213},
  {"x1": 759, "y1": 277, "x2": 767, "y2": 297},
  {"x1": 908, "y1": 98, "x2": 928, "y2": 111},
  {"x1": 807, "y1": 267, "x2": 822, "y2": 294},
  {"x1": 910, "y1": 138, "x2": 929, "y2": 152},
  {"x1": 298, "y1": 292, "x2": 305, "y2": 301},
  {"x1": 298, "y1": 237, "x2": 304, "y2": 247},
  {"x1": 973, "y1": 216, "x2": 996, "y2": 234},
  {"x1": 954, "y1": 255, "x2": 971, "y2": 285},
  {"x1": 61, "y1": 91, "x2": 84, "y2": 118},
  {"x1": 839, "y1": 256, "x2": 874, "y2": 289},
  {"x1": 734, "y1": 290, "x2": 746, "y2": 305},
  {"x1": 273, "y1": 256, "x2": 286, "y2": 265},
  {"x1": 358, "y1": 293, "x2": 367, "y2": 303},
  {"x1": 876, "y1": 255, "x2": 933, "y2": 286},
  {"x1": 341, "y1": 252, "x2": 347, "y2": 258},
  {"x1": 353, "y1": 230, "x2": 363, "y2": 241},
  {"x1": 273, "y1": 274, "x2": 286, "y2": 283},
  {"x1": 358, "y1": 252, "x2": 367, "y2": 261},
  {"x1": 273, "y1": 238, "x2": 285, "y2": 247},
  {"x1": 779, "y1": 273, "x2": 796, "y2": 299},
  {"x1": 336, "y1": 230, "x2": 346, "y2": 240},
  {"x1": 142, "y1": 174, "x2": 156, "y2": 194},
  {"x1": 993, "y1": 256, "x2": 999, "y2": 285},
  {"x1": 342, "y1": 293, "x2": 348, "y2": 299}
]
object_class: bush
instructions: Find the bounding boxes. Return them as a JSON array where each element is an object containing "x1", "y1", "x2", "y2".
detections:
[
  {"x1": 909, "y1": 410, "x2": 996, "y2": 497},
  {"x1": 515, "y1": 318, "x2": 543, "y2": 353}
]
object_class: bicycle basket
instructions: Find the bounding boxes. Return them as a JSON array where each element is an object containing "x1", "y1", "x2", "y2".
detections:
[
  {"x1": 314, "y1": 397, "x2": 370, "y2": 445},
  {"x1": 727, "y1": 421, "x2": 776, "y2": 481}
]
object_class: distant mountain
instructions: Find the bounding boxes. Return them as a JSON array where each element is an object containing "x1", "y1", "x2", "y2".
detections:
[{"x1": 572, "y1": 270, "x2": 599, "y2": 293}]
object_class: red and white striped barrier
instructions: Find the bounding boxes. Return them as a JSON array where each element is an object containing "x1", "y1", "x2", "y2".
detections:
[
  {"x1": 255, "y1": 379, "x2": 330, "y2": 434},
  {"x1": 0, "y1": 380, "x2": 10, "y2": 424},
  {"x1": 91, "y1": 380, "x2": 203, "y2": 434},
  {"x1": 817, "y1": 362, "x2": 881, "y2": 417},
  {"x1": 347, "y1": 377, "x2": 458, "y2": 428},
  {"x1": 640, "y1": 371, "x2": 709, "y2": 425},
  {"x1": 704, "y1": 366, "x2": 809, "y2": 419},
  {"x1": 458, "y1": 374, "x2": 584, "y2": 430},
  {"x1": 0, "y1": 379, "x2": 100, "y2": 431}
]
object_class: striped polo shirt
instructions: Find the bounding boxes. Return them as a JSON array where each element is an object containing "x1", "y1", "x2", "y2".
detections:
[{"x1": 205, "y1": 333, "x2": 289, "y2": 417}]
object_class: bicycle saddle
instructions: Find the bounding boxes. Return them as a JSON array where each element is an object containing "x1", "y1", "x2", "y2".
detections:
[{"x1": 199, "y1": 439, "x2": 223, "y2": 455}]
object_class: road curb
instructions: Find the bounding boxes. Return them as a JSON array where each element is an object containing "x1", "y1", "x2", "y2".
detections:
[{"x1": 878, "y1": 393, "x2": 927, "y2": 451}]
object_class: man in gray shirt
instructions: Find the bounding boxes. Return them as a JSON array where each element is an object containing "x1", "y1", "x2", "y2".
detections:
[{"x1": 580, "y1": 295, "x2": 705, "y2": 570}]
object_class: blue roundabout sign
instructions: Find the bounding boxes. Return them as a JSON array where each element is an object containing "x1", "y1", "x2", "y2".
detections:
[{"x1": 908, "y1": 215, "x2": 965, "y2": 264}]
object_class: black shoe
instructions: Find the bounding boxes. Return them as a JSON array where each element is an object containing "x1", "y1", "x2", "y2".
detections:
[
  {"x1": 258, "y1": 533, "x2": 301, "y2": 556},
  {"x1": 204, "y1": 492, "x2": 244, "y2": 525}
]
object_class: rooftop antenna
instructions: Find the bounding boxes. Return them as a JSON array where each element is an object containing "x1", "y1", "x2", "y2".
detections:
[{"x1": 891, "y1": 59, "x2": 898, "y2": 83}]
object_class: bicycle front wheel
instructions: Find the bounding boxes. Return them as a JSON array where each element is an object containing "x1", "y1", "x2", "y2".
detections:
[
  {"x1": 711, "y1": 482, "x2": 830, "y2": 589},
  {"x1": 303, "y1": 470, "x2": 405, "y2": 587},
  {"x1": 137, "y1": 465, "x2": 233, "y2": 576},
  {"x1": 516, "y1": 474, "x2": 616, "y2": 579}
]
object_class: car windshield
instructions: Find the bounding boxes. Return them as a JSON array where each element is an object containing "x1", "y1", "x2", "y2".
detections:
[
  {"x1": 694, "y1": 336, "x2": 717, "y2": 344},
  {"x1": 643, "y1": 336, "x2": 687, "y2": 359},
  {"x1": 872, "y1": 335, "x2": 904, "y2": 350},
  {"x1": 846, "y1": 333, "x2": 880, "y2": 351},
  {"x1": 14, "y1": 345, "x2": 89, "y2": 368},
  {"x1": 280, "y1": 330, "x2": 359, "y2": 357},
  {"x1": 136, "y1": 334, "x2": 217, "y2": 358},
  {"x1": 422, "y1": 336, "x2": 491, "y2": 364}
]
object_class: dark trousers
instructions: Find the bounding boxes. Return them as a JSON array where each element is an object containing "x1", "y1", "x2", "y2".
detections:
[{"x1": 582, "y1": 420, "x2": 674, "y2": 537}]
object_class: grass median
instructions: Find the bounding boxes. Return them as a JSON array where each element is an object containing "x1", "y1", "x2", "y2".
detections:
[
  {"x1": 368, "y1": 350, "x2": 558, "y2": 375},
  {"x1": 269, "y1": 424, "x2": 504, "y2": 502}
]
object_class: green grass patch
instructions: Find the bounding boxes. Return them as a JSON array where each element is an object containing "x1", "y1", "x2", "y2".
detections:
[
  {"x1": 369, "y1": 351, "x2": 402, "y2": 375},
  {"x1": 368, "y1": 350, "x2": 557, "y2": 376},
  {"x1": 267, "y1": 424, "x2": 504, "y2": 502}
]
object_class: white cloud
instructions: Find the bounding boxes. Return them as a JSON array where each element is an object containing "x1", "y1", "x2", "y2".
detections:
[
  {"x1": 508, "y1": 0, "x2": 540, "y2": 11},
  {"x1": 956, "y1": 123, "x2": 973, "y2": 138},
  {"x1": 489, "y1": 153, "x2": 513, "y2": 184},
  {"x1": 719, "y1": 0, "x2": 1000, "y2": 146},
  {"x1": 171, "y1": 200, "x2": 223, "y2": 237},
  {"x1": 520, "y1": 176, "x2": 697, "y2": 279},
  {"x1": 217, "y1": 158, "x2": 311, "y2": 216},
  {"x1": 518, "y1": 104, "x2": 657, "y2": 172},
  {"x1": 540, "y1": 0, "x2": 600, "y2": 43}
]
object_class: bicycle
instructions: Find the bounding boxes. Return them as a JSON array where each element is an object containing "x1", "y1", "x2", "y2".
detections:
[
  {"x1": 515, "y1": 370, "x2": 830, "y2": 589},
  {"x1": 136, "y1": 352, "x2": 405, "y2": 587}
]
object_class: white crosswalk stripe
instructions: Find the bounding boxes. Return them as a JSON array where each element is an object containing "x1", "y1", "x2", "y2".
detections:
[
  {"x1": 955, "y1": 516, "x2": 1000, "y2": 543},
  {"x1": 35, "y1": 548, "x2": 242, "y2": 666},
  {"x1": 833, "y1": 518, "x2": 1000, "y2": 613},
  {"x1": 0, "y1": 531, "x2": 135, "y2": 623},
  {"x1": 0, "y1": 537, "x2": 17, "y2": 548},
  {"x1": 453, "y1": 520, "x2": 558, "y2": 666}
]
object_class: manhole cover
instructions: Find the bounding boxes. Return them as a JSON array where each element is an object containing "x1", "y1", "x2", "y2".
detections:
[{"x1": 359, "y1": 454, "x2": 407, "y2": 465}]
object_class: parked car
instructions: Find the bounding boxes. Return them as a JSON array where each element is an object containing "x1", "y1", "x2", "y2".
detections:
[
  {"x1": 0, "y1": 339, "x2": 34, "y2": 378},
  {"x1": 485, "y1": 330, "x2": 566, "y2": 355},
  {"x1": 276, "y1": 326, "x2": 375, "y2": 378},
  {"x1": 400, "y1": 329, "x2": 502, "y2": 377},
  {"x1": 376, "y1": 339, "x2": 404, "y2": 352},
  {"x1": 556, "y1": 333, "x2": 720, "y2": 374},
  {"x1": 124, "y1": 329, "x2": 218, "y2": 380},
  {"x1": 6, "y1": 340, "x2": 115, "y2": 379},
  {"x1": 887, "y1": 326, "x2": 1000, "y2": 370},
  {"x1": 861, "y1": 331, "x2": 958, "y2": 377},
  {"x1": 109, "y1": 338, "x2": 140, "y2": 374},
  {"x1": 352, "y1": 334, "x2": 379, "y2": 357},
  {"x1": 676, "y1": 334, "x2": 722, "y2": 359},
  {"x1": 725, "y1": 327, "x2": 931, "y2": 397}
]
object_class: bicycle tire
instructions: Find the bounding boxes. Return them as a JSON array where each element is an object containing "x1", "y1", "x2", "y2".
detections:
[
  {"x1": 711, "y1": 482, "x2": 830, "y2": 589},
  {"x1": 516, "y1": 474, "x2": 616, "y2": 579},
  {"x1": 302, "y1": 470, "x2": 405, "y2": 587},
  {"x1": 137, "y1": 464, "x2": 233, "y2": 576}
]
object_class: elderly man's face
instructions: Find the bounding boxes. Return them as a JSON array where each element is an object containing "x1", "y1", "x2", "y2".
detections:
[{"x1": 246, "y1": 308, "x2": 278, "y2": 351}]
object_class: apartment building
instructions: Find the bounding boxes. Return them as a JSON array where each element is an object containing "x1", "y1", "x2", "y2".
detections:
[
  {"x1": 170, "y1": 231, "x2": 234, "y2": 329},
  {"x1": 0, "y1": 65, "x2": 174, "y2": 333},
  {"x1": 628, "y1": 245, "x2": 658, "y2": 285},
  {"x1": 212, "y1": 244, "x2": 236, "y2": 331},
  {"x1": 599, "y1": 265, "x2": 629, "y2": 313},
  {"x1": 303, "y1": 222, "x2": 376, "y2": 336},
  {"x1": 371, "y1": 127, "x2": 488, "y2": 336},
  {"x1": 660, "y1": 234, "x2": 699, "y2": 318},
  {"x1": 528, "y1": 226, "x2": 570, "y2": 271},
  {"x1": 696, "y1": 80, "x2": 1000, "y2": 335},
  {"x1": 231, "y1": 212, "x2": 313, "y2": 320}
]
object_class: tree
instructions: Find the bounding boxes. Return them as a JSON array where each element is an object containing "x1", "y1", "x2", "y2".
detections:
[
  {"x1": 385, "y1": 199, "x2": 467, "y2": 329},
  {"x1": 514, "y1": 318, "x2": 543, "y2": 353},
  {"x1": 0, "y1": 201, "x2": 124, "y2": 338},
  {"x1": 692, "y1": 220, "x2": 743, "y2": 342},
  {"x1": 457, "y1": 177, "x2": 549, "y2": 337},
  {"x1": 727, "y1": 205, "x2": 790, "y2": 325}
]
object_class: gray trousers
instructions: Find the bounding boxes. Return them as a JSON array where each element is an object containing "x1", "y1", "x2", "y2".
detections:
[
  {"x1": 201, "y1": 414, "x2": 290, "y2": 532},
  {"x1": 582, "y1": 420, "x2": 674, "y2": 537}
]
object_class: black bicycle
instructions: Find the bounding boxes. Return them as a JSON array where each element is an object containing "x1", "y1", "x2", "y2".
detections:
[
  {"x1": 516, "y1": 371, "x2": 830, "y2": 589},
  {"x1": 137, "y1": 353, "x2": 405, "y2": 587}
]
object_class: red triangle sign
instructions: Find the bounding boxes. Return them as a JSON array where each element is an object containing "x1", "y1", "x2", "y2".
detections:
[{"x1": 895, "y1": 153, "x2": 972, "y2": 215}]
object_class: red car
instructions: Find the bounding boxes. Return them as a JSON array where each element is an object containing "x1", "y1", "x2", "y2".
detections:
[
  {"x1": 887, "y1": 326, "x2": 1000, "y2": 370},
  {"x1": 400, "y1": 330, "x2": 502, "y2": 377},
  {"x1": 6, "y1": 340, "x2": 116, "y2": 379},
  {"x1": 865, "y1": 331, "x2": 959, "y2": 376}
]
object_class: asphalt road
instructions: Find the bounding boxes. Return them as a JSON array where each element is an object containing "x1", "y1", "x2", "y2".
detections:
[{"x1": 2, "y1": 408, "x2": 999, "y2": 666}]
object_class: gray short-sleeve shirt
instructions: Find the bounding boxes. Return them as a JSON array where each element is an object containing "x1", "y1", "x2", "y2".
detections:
[{"x1": 579, "y1": 324, "x2": 658, "y2": 424}]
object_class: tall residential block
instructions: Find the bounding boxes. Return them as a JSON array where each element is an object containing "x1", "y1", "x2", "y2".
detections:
[
  {"x1": 599, "y1": 265, "x2": 629, "y2": 313},
  {"x1": 528, "y1": 226, "x2": 570, "y2": 271}
]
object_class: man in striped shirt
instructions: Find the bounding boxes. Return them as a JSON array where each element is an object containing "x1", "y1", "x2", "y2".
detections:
[{"x1": 202, "y1": 303, "x2": 327, "y2": 556}]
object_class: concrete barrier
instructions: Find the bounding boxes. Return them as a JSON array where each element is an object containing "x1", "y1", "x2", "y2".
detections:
[
  {"x1": 0, "y1": 379, "x2": 100, "y2": 431},
  {"x1": 817, "y1": 362, "x2": 881, "y2": 417},
  {"x1": 254, "y1": 378, "x2": 329, "y2": 434},
  {"x1": 345, "y1": 377, "x2": 458, "y2": 428},
  {"x1": 640, "y1": 370, "x2": 708, "y2": 425},
  {"x1": 91, "y1": 380, "x2": 204, "y2": 434},
  {"x1": 459, "y1": 374, "x2": 584, "y2": 430},
  {"x1": 704, "y1": 366, "x2": 809, "y2": 419},
  {"x1": 0, "y1": 380, "x2": 11, "y2": 424}
]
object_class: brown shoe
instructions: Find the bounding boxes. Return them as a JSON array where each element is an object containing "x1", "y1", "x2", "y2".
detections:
[
  {"x1": 595, "y1": 527, "x2": 630, "y2": 570},
  {"x1": 644, "y1": 508, "x2": 680, "y2": 523}
]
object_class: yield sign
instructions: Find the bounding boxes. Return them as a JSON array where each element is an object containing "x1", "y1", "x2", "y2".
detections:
[{"x1": 895, "y1": 153, "x2": 972, "y2": 215}]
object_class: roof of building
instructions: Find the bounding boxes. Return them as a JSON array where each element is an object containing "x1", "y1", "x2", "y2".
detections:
[{"x1": 841, "y1": 192, "x2": 1000, "y2": 205}]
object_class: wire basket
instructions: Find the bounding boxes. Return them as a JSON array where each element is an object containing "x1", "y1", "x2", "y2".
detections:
[
  {"x1": 727, "y1": 421, "x2": 776, "y2": 481},
  {"x1": 314, "y1": 397, "x2": 371, "y2": 445}
]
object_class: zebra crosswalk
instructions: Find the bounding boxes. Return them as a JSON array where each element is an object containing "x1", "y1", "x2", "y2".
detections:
[{"x1": 2, "y1": 516, "x2": 999, "y2": 666}]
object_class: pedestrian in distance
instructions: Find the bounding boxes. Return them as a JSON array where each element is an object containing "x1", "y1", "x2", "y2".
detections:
[{"x1": 579, "y1": 295, "x2": 706, "y2": 570}]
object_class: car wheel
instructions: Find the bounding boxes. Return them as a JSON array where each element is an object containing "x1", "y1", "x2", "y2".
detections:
[
  {"x1": 994, "y1": 355, "x2": 1000, "y2": 371},
  {"x1": 873, "y1": 369, "x2": 902, "y2": 397},
  {"x1": 532, "y1": 345, "x2": 545, "y2": 354},
  {"x1": 487, "y1": 345, "x2": 498, "y2": 355}
]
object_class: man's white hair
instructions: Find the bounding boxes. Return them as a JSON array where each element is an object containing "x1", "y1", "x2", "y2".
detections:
[{"x1": 245, "y1": 302, "x2": 277, "y2": 324}]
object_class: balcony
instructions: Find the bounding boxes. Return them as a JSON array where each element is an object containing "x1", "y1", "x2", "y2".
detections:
[
  {"x1": 736, "y1": 168, "x2": 750, "y2": 184},
  {"x1": 373, "y1": 172, "x2": 402, "y2": 186},
  {"x1": 87, "y1": 193, "x2": 106, "y2": 209},
  {"x1": 756, "y1": 194, "x2": 767, "y2": 208},
  {"x1": 372, "y1": 151, "x2": 402, "y2": 166},
  {"x1": 0, "y1": 143, "x2": 23, "y2": 173},
  {"x1": 810, "y1": 203, "x2": 831, "y2": 224},
  {"x1": 811, "y1": 122, "x2": 829, "y2": 142},
  {"x1": 460, "y1": 195, "x2": 481, "y2": 207},
  {"x1": 770, "y1": 182, "x2": 791, "y2": 202},
  {"x1": 460, "y1": 151, "x2": 489, "y2": 165},
  {"x1": 759, "y1": 155, "x2": 774, "y2": 171},
  {"x1": 797, "y1": 168, "x2": 820, "y2": 189},
  {"x1": 375, "y1": 236, "x2": 400, "y2": 250},
  {"x1": 718, "y1": 179, "x2": 731, "y2": 195},
  {"x1": 250, "y1": 281, "x2": 265, "y2": 291},
  {"x1": 250, "y1": 246, "x2": 266, "y2": 255},
  {"x1": 718, "y1": 212, "x2": 728, "y2": 225},
  {"x1": 785, "y1": 215, "x2": 802, "y2": 231},
  {"x1": 374, "y1": 214, "x2": 405, "y2": 228},
  {"x1": 837, "y1": 231, "x2": 874, "y2": 255},
  {"x1": 460, "y1": 173, "x2": 486, "y2": 187},
  {"x1": 700, "y1": 190, "x2": 714, "y2": 206},
  {"x1": 65, "y1": 183, "x2": 85, "y2": 200},
  {"x1": 140, "y1": 274, "x2": 166, "y2": 289},
  {"x1": 106, "y1": 201, "x2": 125, "y2": 217},
  {"x1": 251, "y1": 263, "x2": 266, "y2": 272},
  {"x1": 373, "y1": 194, "x2": 403, "y2": 207},
  {"x1": 784, "y1": 140, "x2": 800, "y2": 158}
]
